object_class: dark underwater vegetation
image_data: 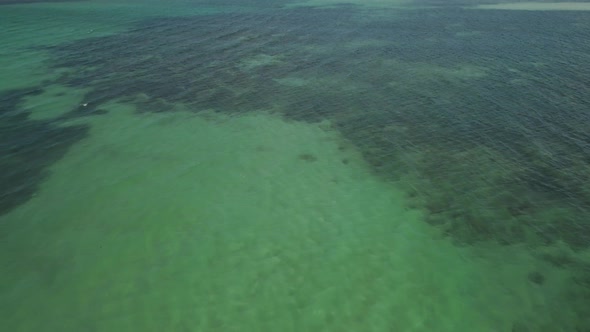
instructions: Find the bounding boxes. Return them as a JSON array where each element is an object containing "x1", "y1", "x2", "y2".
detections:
[
  {"x1": 0, "y1": 88, "x2": 88, "y2": 215},
  {"x1": 40, "y1": 6, "x2": 590, "y2": 249},
  {"x1": 2, "y1": 1, "x2": 590, "y2": 330}
]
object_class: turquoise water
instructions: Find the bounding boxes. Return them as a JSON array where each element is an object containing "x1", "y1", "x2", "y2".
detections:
[{"x1": 2, "y1": 1, "x2": 590, "y2": 331}]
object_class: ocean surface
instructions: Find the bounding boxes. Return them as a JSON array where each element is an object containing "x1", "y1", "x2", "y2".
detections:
[{"x1": 1, "y1": 0, "x2": 590, "y2": 331}]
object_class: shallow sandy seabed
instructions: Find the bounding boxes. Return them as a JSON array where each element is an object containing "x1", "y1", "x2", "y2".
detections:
[{"x1": 475, "y1": 2, "x2": 590, "y2": 11}]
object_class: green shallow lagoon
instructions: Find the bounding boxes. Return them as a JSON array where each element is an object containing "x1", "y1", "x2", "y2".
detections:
[
  {"x1": 1, "y1": 102, "x2": 569, "y2": 331},
  {"x1": 2, "y1": 1, "x2": 590, "y2": 331}
]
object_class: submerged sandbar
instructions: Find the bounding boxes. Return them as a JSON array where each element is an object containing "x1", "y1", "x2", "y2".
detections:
[{"x1": 475, "y1": 2, "x2": 590, "y2": 11}]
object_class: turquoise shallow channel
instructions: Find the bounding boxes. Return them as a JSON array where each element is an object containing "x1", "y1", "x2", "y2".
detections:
[{"x1": 1, "y1": 1, "x2": 590, "y2": 331}]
